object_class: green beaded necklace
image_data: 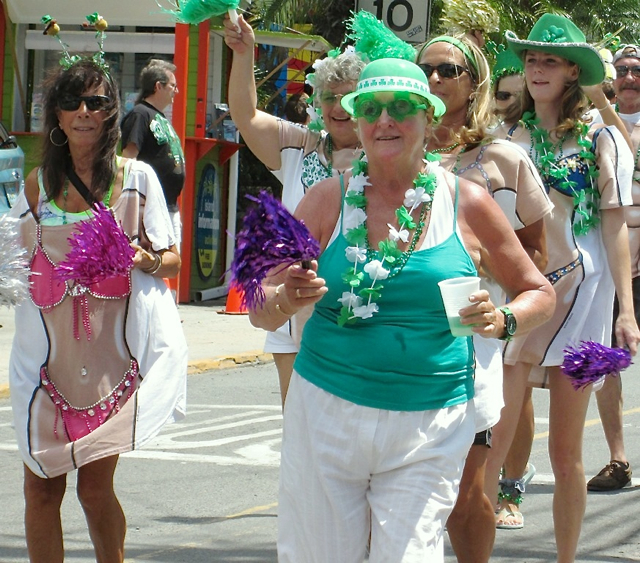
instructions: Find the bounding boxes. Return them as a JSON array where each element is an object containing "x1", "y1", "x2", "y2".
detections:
[
  {"x1": 431, "y1": 141, "x2": 460, "y2": 154},
  {"x1": 522, "y1": 111, "x2": 600, "y2": 236},
  {"x1": 325, "y1": 133, "x2": 334, "y2": 177},
  {"x1": 337, "y1": 154, "x2": 438, "y2": 327}
]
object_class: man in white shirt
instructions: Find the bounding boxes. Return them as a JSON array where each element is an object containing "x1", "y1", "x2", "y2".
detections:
[{"x1": 588, "y1": 44, "x2": 640, "y2": 491}]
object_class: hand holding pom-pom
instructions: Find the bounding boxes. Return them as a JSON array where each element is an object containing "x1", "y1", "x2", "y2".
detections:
[
  {"x1": 231, "y1": 191, "x2": 320, "y2": 310},
  {"x1": 55, "y1": 203, "x2": 135, "y2": 287},
  {"x1": 562, "y1": 341, "x2": 632, "y2": 391}
]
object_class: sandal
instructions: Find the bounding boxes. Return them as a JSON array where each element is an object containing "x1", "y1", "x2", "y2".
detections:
[
  {"x1": 495, "y1": 506, "x2": 524, "y2": 529},
  {"x1": 495, "y1": 477, "x2": 526, "y2": 530}
]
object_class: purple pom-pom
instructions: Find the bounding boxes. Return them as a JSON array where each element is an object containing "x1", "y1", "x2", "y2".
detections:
[
  {"x1": 561, "y1": 341, "x2": 632, "y2": 391},
  {"x1": 55, "y1": 203, "x2": 135, "y2": 286},
  {"x1": 231, "y1": 191, "x2": 320, "y2": 310}
]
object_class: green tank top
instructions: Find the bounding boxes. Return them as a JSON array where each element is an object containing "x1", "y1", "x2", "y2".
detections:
[{"x1": 294, "y1": 175, "x2": 476, "y2": 411}]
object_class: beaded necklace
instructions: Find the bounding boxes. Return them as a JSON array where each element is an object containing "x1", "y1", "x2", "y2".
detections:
[
  {"x1": 325, "y1": 133, "x2": 334, "y2": 177},
  {"x1": 337, "y1": 154, "x2": 438, "y2": 327},
  {"x1": 521, "y1": 111, "x2": 600, "y2": 236},
  {"x1": 431, "y1": 141, "x2": 460, "y2": 154}
]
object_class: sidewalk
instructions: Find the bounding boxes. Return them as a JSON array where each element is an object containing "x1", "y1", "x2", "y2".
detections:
[{"x1": 0, "y1": 297, "x2": 272, "y2": 399}]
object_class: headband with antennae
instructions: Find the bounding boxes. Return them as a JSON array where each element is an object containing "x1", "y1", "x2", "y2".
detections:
[{"x1": 41, "y1": 13, "x2": 110, "y2": 73}]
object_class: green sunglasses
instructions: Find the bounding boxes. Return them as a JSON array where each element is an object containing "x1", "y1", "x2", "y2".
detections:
[{"x1": 353, "y1": 91, "x2": 427, "y2": 123}]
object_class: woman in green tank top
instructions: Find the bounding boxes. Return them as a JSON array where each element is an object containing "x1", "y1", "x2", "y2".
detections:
[{"x1": 247, "y1": 57, "x2": 555, "y2": 563}]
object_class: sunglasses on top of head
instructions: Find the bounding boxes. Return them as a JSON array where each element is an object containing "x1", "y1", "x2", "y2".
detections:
[
  {"x1": 418, "y1": 63, "x2": 469, "y2": 79},
  {"x1": 58, "y1": 95, "x2": 111, "y2": 112}
]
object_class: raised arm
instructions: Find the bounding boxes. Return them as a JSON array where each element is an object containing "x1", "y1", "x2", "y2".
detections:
[
  {"x1": 223, "y1": 14, "x2": 282, "y2": 170},
  {"x1": 583, "y1": 83, "x2": 634, "y2": 152}
]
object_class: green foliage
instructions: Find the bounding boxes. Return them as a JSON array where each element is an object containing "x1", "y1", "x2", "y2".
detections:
[
  {"x1": 252, "y1": 0, "x2": 355, "y2": 46},
  {"x1": 413, "y1": 0, "x2": 639, "y2": 45}
]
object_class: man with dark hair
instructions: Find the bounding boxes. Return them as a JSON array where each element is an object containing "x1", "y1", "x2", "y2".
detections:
[
  {"x1": 283, "y1": 92, "x2": 310, "y2": 125},
  {"x1": 122, "y1": 59, "x2": 185, "y2": 249}
]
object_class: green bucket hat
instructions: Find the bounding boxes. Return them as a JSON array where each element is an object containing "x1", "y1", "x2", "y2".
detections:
[
  {"x1": 341, "y1": 58, "x2": 447, "y2": 119},
  {"x1": 505, "y1": 13, "x2": 605, "y2": 86}
]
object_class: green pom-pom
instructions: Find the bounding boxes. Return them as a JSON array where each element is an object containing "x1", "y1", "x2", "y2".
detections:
[
  {"x1": 161, "y1": 0, "x2": 239, "y2": 24},
  {"x1": 346, "y1": 11, "x2": 416, "y2": 62}
]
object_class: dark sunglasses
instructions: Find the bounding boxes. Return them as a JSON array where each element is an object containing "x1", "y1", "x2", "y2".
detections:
[
  {"x1": 418, "y1": 63, "x2": 469, "y2": 79},
  {"x1": 353, "y1": 93, "x2": 427, "y2": 123},
  {"x1": 495, "y1": 91, "x2": 520, "y2": 101},
  {"x1": 614, "y1": 65, "x2": 640, "y2": 79},
  {"x1": 58, "y1": 95, "x2": 110, "y2": 112}
]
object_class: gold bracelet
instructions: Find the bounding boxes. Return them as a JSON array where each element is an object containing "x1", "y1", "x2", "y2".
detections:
[{"x1": 274, "y1": 284, "x2": 292, "y2": 316}]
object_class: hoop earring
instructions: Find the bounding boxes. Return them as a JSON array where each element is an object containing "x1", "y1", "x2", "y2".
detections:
[{"x1": 49, "y1": 126, "x2": 68, "y2": 147}]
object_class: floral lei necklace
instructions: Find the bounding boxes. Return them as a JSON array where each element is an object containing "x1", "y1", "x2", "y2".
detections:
[
  {"x1": 522, "y1": 111, "x2": 600, "y2": 236},
  {"x1": 337, "y1": 153, "x2": 439, "y2": 327}
]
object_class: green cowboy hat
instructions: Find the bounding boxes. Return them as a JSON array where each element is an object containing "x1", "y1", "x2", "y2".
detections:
[
  {"x1": 505, "y1": 13, "x2": 604, "y2": 86},
  {"x1": 341, "y1": 58, "x2": 447, "y2": 119}
]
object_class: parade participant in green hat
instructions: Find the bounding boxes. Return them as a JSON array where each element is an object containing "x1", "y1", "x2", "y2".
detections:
[
  {"x1": 223, "y1": 13, "x2": 365, "y2": 408},
  {"x1": 249, "y1": 55, "x2": 554, "y2": 562},
  {"x1": 490, "y1": 13, "x2": 640, "y2": 563},
  {"x1": 416, "y1": 33, "x2": 551, "y2": 559},
  {"x1": 504, "y1": 13, "x2": 605, "y2": 86},
  {"x1": 489, "y1": 42, "x2": 525, "y2": 117}
]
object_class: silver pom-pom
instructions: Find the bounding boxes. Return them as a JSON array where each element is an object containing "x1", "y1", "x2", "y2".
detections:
[{"x1": 0, "y1": 216, "x2": 29, "y2": 307}]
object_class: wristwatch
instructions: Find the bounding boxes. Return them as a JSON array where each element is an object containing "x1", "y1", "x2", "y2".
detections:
[{"x1": 498, "y1": 306, "x2": 517, "y2": 341}]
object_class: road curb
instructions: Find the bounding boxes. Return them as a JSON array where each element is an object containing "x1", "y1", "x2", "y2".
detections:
[
  {"x1": 187, "y1": 351, "x2": 274, "y2": 374},
  {"x1": 0, "y1": 352, "x2": 274, "y2": 400}
]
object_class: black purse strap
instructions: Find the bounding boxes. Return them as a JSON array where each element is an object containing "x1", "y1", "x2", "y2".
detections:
[{"x1": 66, "y1": 164, "x2": 96, "y2": 206}]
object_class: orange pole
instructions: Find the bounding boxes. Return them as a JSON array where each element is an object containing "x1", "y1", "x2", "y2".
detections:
[
  {"x1": 195, "y1": 20, "x2": 210, "y2": 138},
  {"x1": 173, "y1": 23, "x2": 191, "y2": 303}
]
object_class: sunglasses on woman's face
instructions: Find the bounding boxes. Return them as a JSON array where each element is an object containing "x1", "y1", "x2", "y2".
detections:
[
  {"x1": 58, "y1": 95, "x2": 110, "y2": 112},
  {"x1": 495, "y1": 91, "x2": 521, "y2": 101},
  {"x1": 418, "y1": 63, "x2": 469, "y2": 79},
  {"x1": 353, "y1": 93, "x2": 427, "y2": 123},
  {"x1": 319, "y1": 92, "x2": 349, "y2": 105}
]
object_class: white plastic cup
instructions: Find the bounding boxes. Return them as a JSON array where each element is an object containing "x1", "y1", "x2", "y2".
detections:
[{"x1": 437, "y1": 276, "x2": 481, "y2": 337}]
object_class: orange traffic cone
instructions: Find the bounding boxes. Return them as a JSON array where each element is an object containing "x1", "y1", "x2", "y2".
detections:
[{"x1": 218, "y1": 283, "x2": 248, "y2": 314}]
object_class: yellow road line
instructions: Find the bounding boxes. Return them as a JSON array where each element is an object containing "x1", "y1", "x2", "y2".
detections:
[{"x1": 534, "y1": 405, "x2": 640, "y2": 440}]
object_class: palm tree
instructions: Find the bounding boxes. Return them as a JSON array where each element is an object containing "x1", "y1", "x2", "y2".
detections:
[{"x1": 251, "y1": 0, "x2": 639, "y2": 46}]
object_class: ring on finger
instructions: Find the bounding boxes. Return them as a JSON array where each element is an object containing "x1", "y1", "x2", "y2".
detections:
[{"x1": 296, "y1": 288, "x2": 302, "y2": 299}]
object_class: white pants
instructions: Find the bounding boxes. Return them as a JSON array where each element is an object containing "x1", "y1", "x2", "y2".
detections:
[{"x1": 278, "y1": 372, "x2": 475, "y2": 563}]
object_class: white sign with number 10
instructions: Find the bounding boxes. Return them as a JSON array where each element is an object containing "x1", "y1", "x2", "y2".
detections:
[{"x1": 355, "y1": 0, "x2": 429, "y2": 44}]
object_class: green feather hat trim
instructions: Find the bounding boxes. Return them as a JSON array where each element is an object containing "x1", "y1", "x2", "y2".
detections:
[{"x1": 346, "y1": 11, "x2": 416, "y2": 63}]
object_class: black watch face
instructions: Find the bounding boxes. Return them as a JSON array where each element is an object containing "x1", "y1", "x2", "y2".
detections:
[{"x1": 506, "y1": 314, "x2": 517, "y2": 335}]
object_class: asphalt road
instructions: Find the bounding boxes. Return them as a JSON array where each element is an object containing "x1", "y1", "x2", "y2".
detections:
[{"x1": 1, "y1": 362, "x2": 640, "y2": 562}]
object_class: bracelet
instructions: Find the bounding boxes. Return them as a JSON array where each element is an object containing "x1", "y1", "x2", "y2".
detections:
[
  {"x1": 274, "y1": 284, "x2": 293, "y2": 316},
  {"x1": 143, "y1": 252, "x2": 162, "y2": 275},
  {"x1": 596, "y1": 104, "x2": 611, "y2": 112}
]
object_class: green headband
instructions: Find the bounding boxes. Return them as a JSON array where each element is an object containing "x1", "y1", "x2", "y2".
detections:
[{"x1": 421, "y1": 36, "x2": 479, "y2": 73}]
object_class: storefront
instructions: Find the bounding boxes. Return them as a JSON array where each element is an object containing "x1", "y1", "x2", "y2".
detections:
[{"x1": 2, "y1": 0, "x2": 330, "y2": 301}]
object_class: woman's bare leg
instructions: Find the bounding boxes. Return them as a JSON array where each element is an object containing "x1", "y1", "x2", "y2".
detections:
[{"x1": 76, "y1": 455, "x2": 126, "y2": 563}]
